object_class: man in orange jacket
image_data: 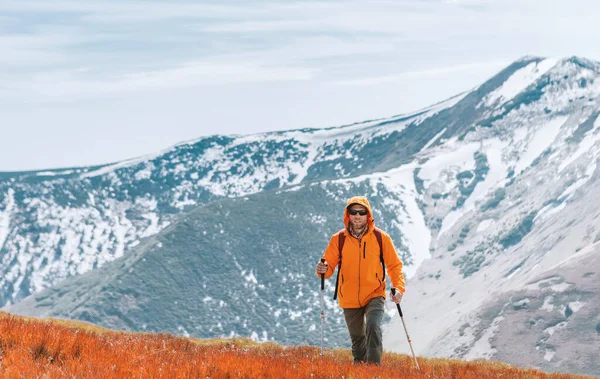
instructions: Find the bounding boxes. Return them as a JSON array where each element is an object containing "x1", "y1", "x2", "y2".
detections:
[{"x1": 316, "y1": 196, "x2": 405, "y2": 364}]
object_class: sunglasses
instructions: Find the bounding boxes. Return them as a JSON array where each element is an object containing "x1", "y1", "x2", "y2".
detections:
[{"x1": 348, "y1": 209, "x2": 368, "y2": 216}]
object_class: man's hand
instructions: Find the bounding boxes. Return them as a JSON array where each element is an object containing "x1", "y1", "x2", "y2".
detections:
[
  {"x1": 391, "y1": 289, "x2": 403, "y2": 304},
  {"x1": 316, "y1": 260, "x2": 328, "y2": 274}
]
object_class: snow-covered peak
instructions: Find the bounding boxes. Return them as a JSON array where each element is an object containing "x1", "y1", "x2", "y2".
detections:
[{"x1": 481, "y1": 58, "x2": 559, "y2": 107}]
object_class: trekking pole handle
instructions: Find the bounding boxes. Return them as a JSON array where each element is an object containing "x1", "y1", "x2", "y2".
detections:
[
  {"x1": 320, "y1": 259, "x2": 326, "y2": 290},
  {"x1": 390, "y1": 287, "x2": 403, "y2": 317}
]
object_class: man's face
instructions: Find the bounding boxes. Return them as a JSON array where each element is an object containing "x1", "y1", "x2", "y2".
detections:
[{"x1": 348, "y1": 204, "x2": 368, "y2": 230}]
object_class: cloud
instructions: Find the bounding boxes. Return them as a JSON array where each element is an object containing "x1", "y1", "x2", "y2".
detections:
[
  {"x1": 5, "y1": 60, "x2": 318, "y2": 99},
  {"x1": 2, "y1": 0, "x2": 600, "y2": 102},
  {"x1": 0, "y1": 1, "x2": 257, "y2": 18},
  {"x1": 333, "y1": 62, "x2": 509, "y2": 86},
  {"x1": 0, "y1": 32, "x2": 81, "y2": 67},
  {"x1": 2, "y1": 0, "x2": 600, "y2": 170}
]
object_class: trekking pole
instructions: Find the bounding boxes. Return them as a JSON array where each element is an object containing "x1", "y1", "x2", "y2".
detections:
[
  {"x1": 391, "y1": 287, "x2": 420, "y2": 370},
  {"x1": 320, "y1": 258, "x2": 326, "y2": 356}
]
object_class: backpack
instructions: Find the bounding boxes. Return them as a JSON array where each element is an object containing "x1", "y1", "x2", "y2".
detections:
[{"x1": 333, "y1": 228, "x2": 385, "y2": 300}]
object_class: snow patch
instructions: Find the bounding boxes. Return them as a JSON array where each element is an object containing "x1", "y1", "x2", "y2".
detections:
[
  {"x1": 420, "y1": 128, "x2": 447, "y2": 152},
  {"x1": 243, "y1": 270, "x2": 258, "y2": 284},
  {"x1": 35, "y1": 170, "x2": 75, "y2": 176},
  {"x1": 544, "y1": 349, "x2": 555, "y2": 362},
  {"x1": 177, "y1": 325, "x2": 190, "y2": 338},
  {"x1": 311, "y1": 214, "x2": 327, "y2": 225},
  {"x1": 541, "y1": 296, "x2": 554, "y2": 312},
  {"x1": 173, "y1": 163, "x2": 187, "y2": 176},
  {"x1": 439, "y1": 138, "x2": 509, "y2": 238},
  {"x1": 134, "y1": 163, "x2": 154, "y2": 180},
  {"x1": 558, "y1": 119, "x2": 600, "y2": 173},
  {"x1": 462, "y1": 138, "x2": 509, "y2": 209},
  {"x1": 418, "y1": 142, "x2": 479, "y2": 192},
  {"x1": 534, "y1": 201, "x2": 566, "y2": 223},
  {"x1": 482, "y1": 58, "x2": 558, "y2": 107},
  {"x1": 380, "y1": 167, "x2": 431, "y2": 278},
  {"x1": 0, "y1": 189, "x2": 16, "y2": 251},
  {"x1": 549, "y1": 282, "x2": 572, "y2": 292},
  {"x1": 544, "y1": 321, "x2": 567, "y2": 336},
  {"x1": 567, "y1": 301, "x2": 586, "y2": 313},
  {"x1": 80, "y1": 151, "x2": 164, "y2": 178},
  {"x1": 514, "y1": 116, "x2": 567, "y2": 175},
  {"x1": 476, "y1": 219, "x2": 494, "y2": 233},
  {"x1": 464, "y1": 315, "x2": 505, "y2": 360},
  {"x1": 557, "y1": 160, "x2": 597, "y2": 201}
]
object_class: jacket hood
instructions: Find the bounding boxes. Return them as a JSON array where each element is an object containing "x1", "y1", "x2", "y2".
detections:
[{"x1": 344, "y1": 196, "x2": 374, "y2": 229}]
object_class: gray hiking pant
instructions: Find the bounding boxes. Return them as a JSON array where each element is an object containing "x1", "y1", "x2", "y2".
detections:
[{"x1": 343, "y1": 296, "x2": 385, "y2": 364}]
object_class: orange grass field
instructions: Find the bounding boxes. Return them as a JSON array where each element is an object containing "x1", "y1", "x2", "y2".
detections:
[{"x1": 0, "y1": 311, "x2": 594, "y2": 378}]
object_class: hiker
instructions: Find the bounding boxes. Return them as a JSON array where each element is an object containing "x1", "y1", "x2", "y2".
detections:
[{"x1": 316, "y1": 196, "x2": 405, "y2": 365}]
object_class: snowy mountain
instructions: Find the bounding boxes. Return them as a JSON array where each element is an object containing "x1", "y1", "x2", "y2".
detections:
[
  {"x1": 3, "y1": 56, "x2": 600, "y2": 376},
  {"x1": 381, "y1": 56, "x2": 600, "y2": 377},
  {"x1": 0, "y1": 96, "x2": 460, "y2": 308}
]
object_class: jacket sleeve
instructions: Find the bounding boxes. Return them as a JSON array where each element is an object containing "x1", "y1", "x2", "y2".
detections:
[
  {"x1": 383, "y1": 233, "x2": 405, "y2": 293},
  {"x1": 315, "y1": 233, "x2": 340, "y2": 279}
]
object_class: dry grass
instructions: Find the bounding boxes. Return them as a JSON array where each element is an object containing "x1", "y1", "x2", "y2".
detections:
[{"x1": 0, "y1": 311, "x2": 593, "y2": 378}]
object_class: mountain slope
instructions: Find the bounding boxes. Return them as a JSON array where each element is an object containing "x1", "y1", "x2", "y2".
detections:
[
  {"x1": 475, "y1": 244, "x2": 599, "y2": 376},
  {"x1": 383, "y1": 56, "x2": 600, "y2": 377},
  {"x1": 6, "y1": 177, "x2": 425, "y2": 348},
  {"x1": 0, "y1": 91, "x2": 466, "y2": 308}
]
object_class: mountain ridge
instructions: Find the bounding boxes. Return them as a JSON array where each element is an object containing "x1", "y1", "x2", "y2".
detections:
[{"x1": 3, "y1": 55, "x2": 600, "y2": 376}]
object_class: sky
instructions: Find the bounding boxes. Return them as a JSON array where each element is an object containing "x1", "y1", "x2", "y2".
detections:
[{"x1": 1, "y1": 0, "x2": 600, "y2": 171}]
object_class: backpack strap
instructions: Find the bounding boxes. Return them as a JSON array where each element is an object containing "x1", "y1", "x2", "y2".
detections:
[
  {"x1": 333, "y1": 230, "x2": 345, "y2": 300},
  {"x1": 374, "y1": 228, "x2": 385, "y2": 281}
]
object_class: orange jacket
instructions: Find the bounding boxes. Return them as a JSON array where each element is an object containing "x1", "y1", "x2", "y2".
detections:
[{"x1": 317, "y1": 196, "x2": 405, "y2": 308}]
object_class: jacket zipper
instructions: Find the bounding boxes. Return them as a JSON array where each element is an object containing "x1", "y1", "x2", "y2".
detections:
[
  {"x1": 364, "y1": 242, "x2": 367, "y2": 259},
  {"x1": 358, "y1": 240, "x2": 366, "y2": 307}
]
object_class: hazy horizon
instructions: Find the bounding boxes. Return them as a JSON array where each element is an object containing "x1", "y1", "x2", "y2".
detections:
[{"x1": 2, "y1": 0, "x2": 600, "y2": 171}]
